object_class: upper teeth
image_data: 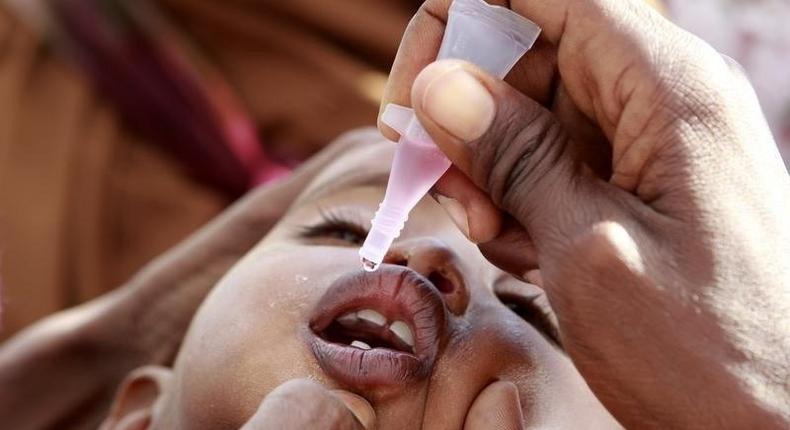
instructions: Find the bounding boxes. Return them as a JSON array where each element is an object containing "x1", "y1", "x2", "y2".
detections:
[
  {"x1": 335, "y1": 309, "x2": 416, "y2": 349},
  {"x1": 336, "y1": 313, "x2": 358, "y2": 325},
  {"x1": 388, "y1": 320, "x2": 414, "y2": 347},
  {"x1": 357, "y1": 309, "x2": 387, "y2": 326}
]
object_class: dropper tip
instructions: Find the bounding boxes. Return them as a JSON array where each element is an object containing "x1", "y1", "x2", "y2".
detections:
[{"x1": 361, "y1": 257, "x2": 380, "y2": 272}]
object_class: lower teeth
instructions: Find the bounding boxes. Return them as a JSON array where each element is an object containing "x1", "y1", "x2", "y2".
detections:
[{"x1": 350, "y1": 340, "x2": 372, "y2": 350}]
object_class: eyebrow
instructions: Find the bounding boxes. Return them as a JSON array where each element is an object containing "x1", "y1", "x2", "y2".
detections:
[{"x1": 297, "y1": 168, "x2": 391, "y2": 204}]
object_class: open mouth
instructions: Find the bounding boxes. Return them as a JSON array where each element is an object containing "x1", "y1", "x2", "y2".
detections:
[
  {"x1": 308, "y1": 266, "x2": 447, "y2": 389},
  {"x1": 320, "y1": 309, "x2": 415, "y2": 354}
]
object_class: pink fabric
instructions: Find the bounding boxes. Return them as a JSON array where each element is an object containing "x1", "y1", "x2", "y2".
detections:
[
  {"x1": 51, "y1": 0, "x2": 292, "y2": 195},
  {"x1": 666, "y1": 0, "x2": 790, "y2": 168}
]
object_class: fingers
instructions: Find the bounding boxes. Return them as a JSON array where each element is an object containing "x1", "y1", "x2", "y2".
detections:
[
  {"x1": 330, "y1": 390, "x2": 377, "y2": 430},
  {"x1": 379, "y1": 0, "x2": 552, "y2": 141},
  {"x1": 241, "y1": 380, "x2": 375, "y2": 430},
  {"x1": 463, "y1": 381, "x2": 524, "y2": 430},
  {"x1": 411, "y1": 60, "x2": 611, "y2": 247},
  {"x1": 508, "y1": 0, "x2": 593, "y2": 44},
  {"x1": 431, "y1": 166, "x2": 502, "y2": 243},
  {"x1": 477, "y1": 215, "x2": 539, "y2": 279},
  {"x1": 384, "y1": 0, "x2": 698, "y2": 150},
  {"x1": 379, "y1": 2, "x2": 445, "y2": 141},
  {"x1": 525, "y1": 0, "x2": 677, "y2": 139}
]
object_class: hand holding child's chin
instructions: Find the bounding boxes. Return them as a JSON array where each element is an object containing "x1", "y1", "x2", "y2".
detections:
[
  {"x1": 240, "y1": 379, "x2": 375, "y2": 430},
  {"x1": 241, "y1": 379, "x2": 524, "y2": 430}
]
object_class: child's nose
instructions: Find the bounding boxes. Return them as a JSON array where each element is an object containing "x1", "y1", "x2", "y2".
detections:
[{"x1": 384, "y1": 238, "x2": 470, "y2": 316}]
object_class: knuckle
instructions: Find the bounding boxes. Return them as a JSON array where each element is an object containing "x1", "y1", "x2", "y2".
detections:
[
  {"x1": 638, "y1": 52, "x2": 739, "y2": 157},
  {"x1": 470, "y1": 103, "x2": 568, "y2": 212},
  {"x1": 655, "y1": 39, "x2": 735, "y2": 121},
  {"x1": 572, "y1": 221, "x2": 647, "y2": 284}
]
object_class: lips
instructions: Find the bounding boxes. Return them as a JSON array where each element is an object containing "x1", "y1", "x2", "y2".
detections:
[{"x1": 308, "y1": 265, "x2": 447, "y2": 389}]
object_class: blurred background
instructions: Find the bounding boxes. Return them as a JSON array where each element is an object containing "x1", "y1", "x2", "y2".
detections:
[{"x1": 0, "y1": 0, "x2": 788, "y2": 340}]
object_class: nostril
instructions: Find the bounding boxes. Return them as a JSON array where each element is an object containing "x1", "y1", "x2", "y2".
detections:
[
  {"x1": 384, "y1": 239, "x2": 469, "y2": 314},
  {"x1": 391, "y1": 257, "x2": 408, "y2": 267},
  {"x1": 428, "y1": 271, "x2": 455, "y2": 294},
  {"x1": 382, "y1": 252, "x2": 409, "y2": 267}
]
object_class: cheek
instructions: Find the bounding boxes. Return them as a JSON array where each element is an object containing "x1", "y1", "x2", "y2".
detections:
[
  {"x1": 430, "y1": 300, "x2": 614, "y2": 428},
  {"x1": 172, "y1": 247, "x2": 362, "y2": 428},
  {"x1": 486, "y1": 315, "x2": 616, "y2": 428}
]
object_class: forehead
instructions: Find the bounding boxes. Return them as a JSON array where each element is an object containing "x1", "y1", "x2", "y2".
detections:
[{"x1": 297, "y1": 139, "x2": 395, "y2": 204}]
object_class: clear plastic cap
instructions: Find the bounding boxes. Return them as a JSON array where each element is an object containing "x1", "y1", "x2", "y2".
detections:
[{"x1": 438, "y1": 0, "x2": 541, "y2": 75}]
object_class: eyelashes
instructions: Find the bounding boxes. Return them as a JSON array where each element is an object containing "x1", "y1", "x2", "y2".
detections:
[{"x1": 297, "y1": 207, "x2": 370, "y2": 246}]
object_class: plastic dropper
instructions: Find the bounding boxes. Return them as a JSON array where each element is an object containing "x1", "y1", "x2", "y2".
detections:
[{"x1": 359, "y1": 0, "x2": 541, "y2": 271}]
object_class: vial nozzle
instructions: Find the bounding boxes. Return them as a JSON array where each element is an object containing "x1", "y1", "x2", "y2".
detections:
[
  {"x1": 358, "y1": 136, "x2": 451, "y2": 270},
  {"x1": 361, "y1": 257, "x2": 380, "y2": 272}
]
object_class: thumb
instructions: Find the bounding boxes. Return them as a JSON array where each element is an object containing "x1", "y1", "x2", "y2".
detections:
[
  {"x1": 463, "y1": 381, "x2": 524, "y2": 430},
  {"x1": 410, "y1": 59, "x2": 618, "y2": 253},
  {"x1": 240, "y1": 380, "x2": 375, "y2": 429},
  {"x1": 331, "y1": 390, "x2": 376, "y2": 430}
]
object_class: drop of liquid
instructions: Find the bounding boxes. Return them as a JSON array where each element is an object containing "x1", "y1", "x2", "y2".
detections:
[{"x1": 361, "y1": 257, "x2": 380, "y2": 272}]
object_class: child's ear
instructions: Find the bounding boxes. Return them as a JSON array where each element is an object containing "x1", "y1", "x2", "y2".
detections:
[{"x1": 99, "y1": 366, "x2": 172, "y2": 430}]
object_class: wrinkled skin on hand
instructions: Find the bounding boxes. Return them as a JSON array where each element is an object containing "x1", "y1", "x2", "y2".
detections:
[{"x1": 381, "y1": 0, "x2": 790, "y2": 428}]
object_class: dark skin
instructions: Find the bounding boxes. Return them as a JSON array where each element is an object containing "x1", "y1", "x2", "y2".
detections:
[{"x1": 381, "y1": 0, "x2": 790, "y2": 428}]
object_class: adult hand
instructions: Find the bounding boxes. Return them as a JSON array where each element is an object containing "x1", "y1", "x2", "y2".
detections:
[
  {"x1": 240, "y1": 379, "x2": 375, "y2": 430},
  {"x1": 463, "y1": 381, "x2": 524, "y2": 430},
  {"x1": 0, "y1": 129, "x2": 376, "y2": 430},
  {"x1": 382, "y1": 1, "x2": 790, "y2": 428},
  {"x1": 239, "y1": 379, "x2": 520, "y2": 430}
]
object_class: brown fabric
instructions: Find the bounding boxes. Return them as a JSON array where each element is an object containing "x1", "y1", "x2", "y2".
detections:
[
  {"x1": 0, "y1": 6, "x2": 227, "y2": 339},
  {"x1": 0, "y1": 9, "x2": 230, "y2": 338},
  {"x1": 158, "y1": 0, "x2": 413, "y2": 160},
  {"x1": 0, "y1": 0, "x2": 414, "y2": 339}
]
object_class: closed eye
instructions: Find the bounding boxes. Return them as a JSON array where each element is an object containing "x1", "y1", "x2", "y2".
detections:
[{"x1": 297, "y1": 207, "x2": 369, "y2": 246}]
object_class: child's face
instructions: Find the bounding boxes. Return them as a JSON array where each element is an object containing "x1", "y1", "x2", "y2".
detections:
[{"x1": 158, "y1": 136, "x2": 617, "y2": 428}]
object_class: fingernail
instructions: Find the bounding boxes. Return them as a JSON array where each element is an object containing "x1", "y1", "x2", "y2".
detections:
[
  {"x1": 422, "y1": 68, "x2": 495, "y2": 141},
  {"x1": 332, "y1": 390, "x2": 376, "y2": 429},
  {"x1": 436, "y1": 195, "x2": 471, "y2": 239}
]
